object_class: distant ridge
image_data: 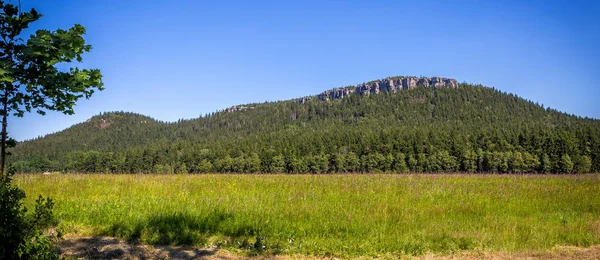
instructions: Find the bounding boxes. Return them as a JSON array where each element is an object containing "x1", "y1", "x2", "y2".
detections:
[
  {"x1": 224, "y1": 76, "x2": 458, "y2": 113},
  {"x1": 10, "y1": 75, "x2": 600, "y2": 174}
]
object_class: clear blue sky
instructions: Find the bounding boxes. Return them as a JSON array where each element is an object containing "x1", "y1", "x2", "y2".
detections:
[{"x1": 9, "y1": 0, "x2": 600, "y2": 141}]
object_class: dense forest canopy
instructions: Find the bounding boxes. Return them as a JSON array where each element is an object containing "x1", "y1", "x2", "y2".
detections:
[{"x1": 9, "y1": 80, "x2": 600, "y2": 174}]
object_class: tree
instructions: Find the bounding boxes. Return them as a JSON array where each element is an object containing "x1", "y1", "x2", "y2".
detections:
[
  {"x1": 196, "y1": 159, "x2": 213, "y2": 173},
  {"x1": 499, "y1": 152, "x2": 509, "y2": 173},
  {"x1": 289, "y1": 157, "x2": 307, "y2": 173},
  {"x1": 461, "y1": 150, "x2": 477, "y2": 173},
  {"x1": 476, "y1": 148, "x2": 484, "y2": 172},
  {"x1": 315, "y1": 154, "x2": 329, "y2": 173},
  {"x1": 437, "y1": 150, "x2": 457, "y2": 172},
  {"x1": 540, "y1": 154, "x2": 551, "y2": 174},
  {"x1": 558, "y1": 154, "x2": 574, "y2": 173},
  {"x1": 0, "y1": 2, "x2": 101, "y2": 257},
  {"x1": 245, "y1": 153, "x2": 261, "y2": 173},
  {"x1": 522, "y1": 152, "x2": 540, "y2": 173},
  {"x1": 0, "y1": 2, "x2": 103, "y2": 175},
  {"x1": 231, "y1": 155, "x2": 245, "y2": 173},
  {"x1": 484, "y1": 151, "x2": 502, "y2": 173},
  {"x1": 392, "y1": 152, "x2": 409, "y2": 173},
  {"x1": 574, "y1": 155, "x2": 592, "y2": 174},
  {"x1": 270, "y1": 155, "x2": 286, "y2": 173},
  {"x1": 362, "y1": 153, "x2": 383, "y2": 173},
  {"x1": 330, "y1": 153, "x2": 345, "y2": 173},
  {"x1": 511, "y1": 151, "x2": 524, "y2": 173},
  {"x1": 305, "y1": 154, "x2": 329, "y2": 173},
  {"x1": 214, "y1": 155, "x2": 233, "y2": 172},
  {"x1": 407, "y1": 154, "x2": 418, "y2": 172},
  {"x1": 175, "y1": 163, "x2": 188, "y2": 174},
  {"x1": 383, "y1": 153, "x2": 394, "y2": 173}
]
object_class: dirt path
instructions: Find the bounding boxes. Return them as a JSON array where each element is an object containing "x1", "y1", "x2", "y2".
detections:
[
  {"x1": 59, "y1": 236, "x2": 239, "y2": 259},
  {"x1": 419, "y1": 245, "x2": 600, "y2": 260},
  {"x1": 59, "y1": 236, "x2": 600, "y2": 259}
]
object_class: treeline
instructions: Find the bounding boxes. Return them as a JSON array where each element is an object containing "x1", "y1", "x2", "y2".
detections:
[
  {"x1": 12, "y1": 144, "x2": 593, "y2": 174},
  {"x1": 10, "y1": 83, "x2": 600, "y2": 174}
]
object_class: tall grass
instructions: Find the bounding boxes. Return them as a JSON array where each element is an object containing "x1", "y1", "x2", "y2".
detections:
[{"x1": 14, "y1": 174, "x2": 600, "y2": 257}]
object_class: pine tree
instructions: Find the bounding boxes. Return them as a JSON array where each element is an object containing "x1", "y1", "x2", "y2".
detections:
[{"x1": 541, "y1": 154, "x2": 551, "y2": 174}]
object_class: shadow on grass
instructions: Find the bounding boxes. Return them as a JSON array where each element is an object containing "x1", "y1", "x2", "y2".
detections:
[
  {"x1": 100, "y1": 211, "x2": 479, "y2": 257},
  {"x1": 105, "y1": 210, "x2": 259, "y2": 247},
  {"x1": 59, "y1": 236, "x2": 218, "y2": 259}
]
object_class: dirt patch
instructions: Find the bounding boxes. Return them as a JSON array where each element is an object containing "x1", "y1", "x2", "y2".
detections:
[
  {"x1": 59, "y1": 236, "x2": 239, "y2": 259},
  {"x1": 59, "y1": 236, "x2": 600, "y2": 259},
  {"x1": 419, "y1": 245, "x2": 600, "y2": 260}
]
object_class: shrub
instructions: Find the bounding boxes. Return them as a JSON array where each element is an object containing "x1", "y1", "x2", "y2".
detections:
[{"x1": 0, "y1": 174, "x2": 59, "y2": 259}]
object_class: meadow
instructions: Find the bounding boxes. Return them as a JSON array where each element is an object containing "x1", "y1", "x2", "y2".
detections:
[{"x1": 14, "y1": 174, "x2": 600, "y2": 257}]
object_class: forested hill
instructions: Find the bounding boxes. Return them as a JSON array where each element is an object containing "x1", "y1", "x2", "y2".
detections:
[
  {"x1": 15, "y1": 112, "x2": 170, "y2": 155},
  {"x1": 10, "y1": 76, "x2": 600, "y2": 174}
]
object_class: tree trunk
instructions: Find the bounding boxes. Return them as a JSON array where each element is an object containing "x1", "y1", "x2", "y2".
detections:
[{"x1": 0, "y1": 93, "x2": 7, "y2": 176}]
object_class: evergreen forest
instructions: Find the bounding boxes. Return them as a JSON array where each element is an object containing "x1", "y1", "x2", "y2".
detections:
[{"x1": 10, "y1": 80, "x2": 600, "y2": 174}]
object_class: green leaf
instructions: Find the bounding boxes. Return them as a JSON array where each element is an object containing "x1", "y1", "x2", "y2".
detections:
[{"x1": 0, "y1": 76, "x2": 15, "y2": 82}]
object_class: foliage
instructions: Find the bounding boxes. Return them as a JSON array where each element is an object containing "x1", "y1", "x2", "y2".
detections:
[
  {"x1": 559, "y1": 154, "x2": 574, "y2": 173},
  {"x1": 0, "y1": 1, "x2": 103, "y2": 117},
  {"x1": 0, "y1": 1, "x2": 100, "y2": 258},
  {"x1": 8, "y1": 83, "x2": 600, "y2": 174},
  {"x1": 0, "y1": 0, "x2": 103, "y2": 175},
  {"x1": 0, "y1": 174, "x2": 58, "y2": 259},
  {"x1": 14, "y1": 174, "x2": 600, "y2": 257}
]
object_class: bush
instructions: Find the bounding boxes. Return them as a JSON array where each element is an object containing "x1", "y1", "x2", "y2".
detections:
[{"x1": 0, "y1": 174, "x2": 59, "y2": 259}]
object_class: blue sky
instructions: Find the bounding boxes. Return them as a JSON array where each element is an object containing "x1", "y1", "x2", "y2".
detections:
[{"x1": 9, "y1": 0, "x2": 600, "y2": 141}]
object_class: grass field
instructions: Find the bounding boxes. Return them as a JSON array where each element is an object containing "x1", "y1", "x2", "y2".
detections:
[{"x1": 13, "y1": 174, "x2": 600, "y2": 257}]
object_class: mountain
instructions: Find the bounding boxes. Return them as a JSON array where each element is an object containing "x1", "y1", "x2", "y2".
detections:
[
  {"x1": 10, "y1": 76, "x2": 600, "y2": 174},
  {"x1": 13, "y1": 112, "x2": 168, "y2": 155}
]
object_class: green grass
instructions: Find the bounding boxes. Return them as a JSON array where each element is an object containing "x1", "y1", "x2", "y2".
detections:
[{"x1": 14, "y1": 174, "x2": 600, "y2": 257}]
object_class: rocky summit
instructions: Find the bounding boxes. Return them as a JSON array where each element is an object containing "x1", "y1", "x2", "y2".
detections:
[{"x1": 300, "y1": 76, "x2": 458, "y2": 103}]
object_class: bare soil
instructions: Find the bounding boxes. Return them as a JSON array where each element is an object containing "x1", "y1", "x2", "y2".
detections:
[
  {"x1": 59, "y1": 236, "x2": 600, "y2": 259},
  {"x1": 418, "y1": 245, "x2": 600, "y2": 260},
  {"x1": 59, "y1": 236, "x2": 237, "y2": 259}
]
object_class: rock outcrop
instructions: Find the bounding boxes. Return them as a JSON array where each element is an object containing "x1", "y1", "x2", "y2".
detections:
[
  {"x1": 303, "y1": 76, "x2": 458, "y2": 102},
  {"x1": 222, "y1": 105, "x2": 254, "y2": 113}
]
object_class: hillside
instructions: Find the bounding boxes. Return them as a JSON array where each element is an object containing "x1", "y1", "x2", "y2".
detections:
[
  {"x1": 10, "y1": 76, "x2": 600, "y2": 174},
  {"x1": 13, "y1": 112, "x2": 169, "y2": 157}
]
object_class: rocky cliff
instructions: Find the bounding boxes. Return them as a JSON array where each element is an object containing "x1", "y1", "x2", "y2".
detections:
[
  {"x1": 222, "y1": 105, "x2": 255, "y2": 113},
  {"x1": 301, "y1": 76, "x2": 458, "y2": 103}
]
